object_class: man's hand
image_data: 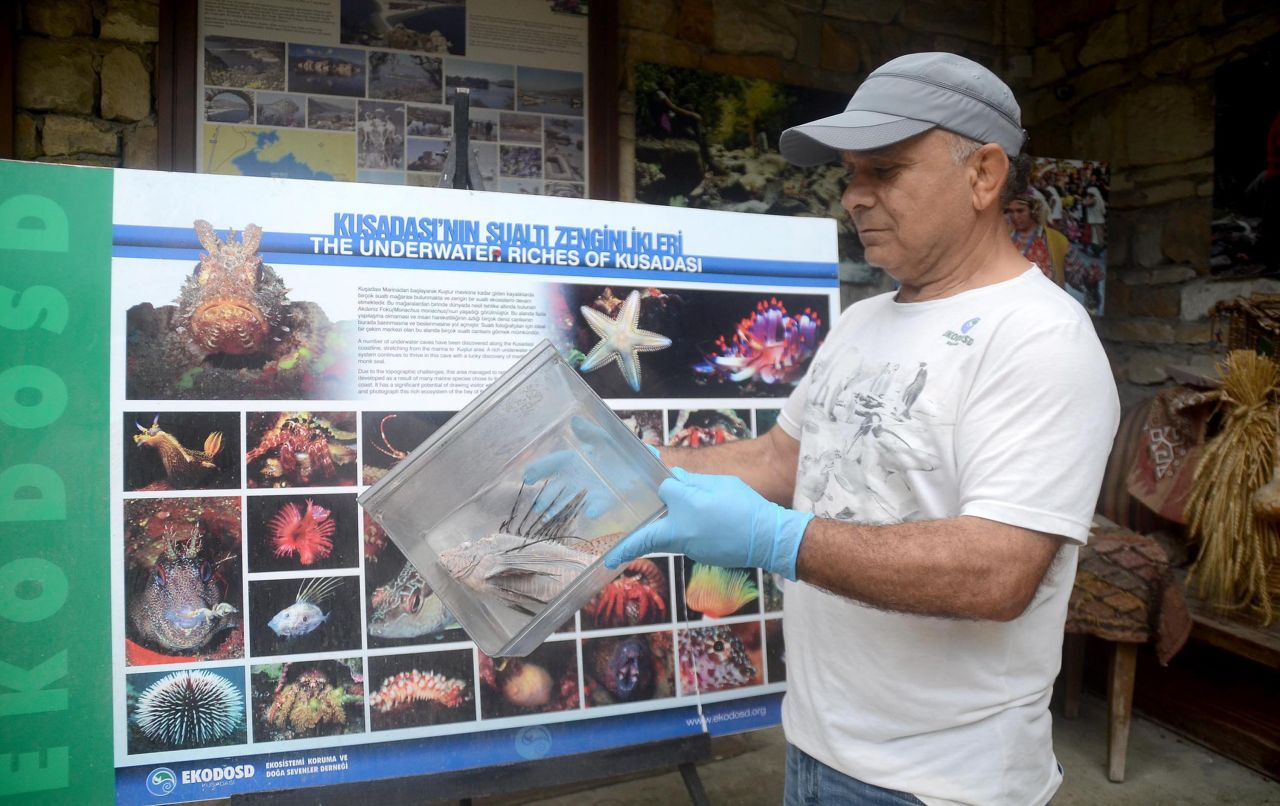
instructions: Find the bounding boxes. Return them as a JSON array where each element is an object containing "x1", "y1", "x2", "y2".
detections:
[{"x1": 604, "y1": 468, "x2": 815, "y2": 580}]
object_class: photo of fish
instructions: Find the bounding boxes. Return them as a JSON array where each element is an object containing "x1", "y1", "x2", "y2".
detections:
[
  {"x1": 339, "y1": 0, "x2": 465, "y2": 56},
  {"x1": 764, "y1": 619, "x2": 786, "y2": 683},
  {"x1": 361, "y1": 410, "x2": 454, "y2": 485},
  {"x1": 251, "y1": 659, "x2": 365, "y2": 741},
  {"x1": 245, "y1": 411, "x2": 358, "y2": 489},
  {"x1": 204, "y1": 36, "x2": 285, "y2": 90},
  {"x1": 248, "y1": 575, "x2": 361, "y2": 657},
  {"x1": 517, "y1": 66, "x2": 583, "y2": 117},
  {"x1": 123, "y1": 412, "x2": 240, "y2": 491},
  {"x1": 366, "y1": 537, "x2": 464, "y2": 648},
  {"x1": 246, "y1": 492, "x2": 359, "y2": 572},
  {"x1": 667, "y1": 409, "x2": 752, "y2": 447},
  {"x1": 583, "y1": 631, "x2": 676, "y2": 707},
  {"x1": 205, "y1": 88, "x2": 253, "y2": 124},
  {"x1": 675, "y1": 560, "x2": 760, "y2": 620},
  {"x1": 677, "y1": 622, "x2": 764, "y2": 695},
  {"x1": 287, "y1": 44, "x2": 366, "y2": 97},
  {"x1": 123, "y1": 220, "x2": 357, "y2": 400},
  {"x1": 478, "y1": 640, "x2": 580, "y2": 718},
  {"x1": 368, "y1": 649, "x2": 475, "y2": 731},
  {"x1": 126, "y1": 668, "x2": 247, "y2": 753},
  {"x1": 123, "y1": 496, "x2": 243, "y2": 666},
  {"x1": 613, "y1": 409, "x2": 664, "y2": 446},
  {"x1": 581, "y1": 556, "x2": 671, "y2": 631},
  {"x1": 308, "y1": 96, "x2": 356, "y2": 130}
]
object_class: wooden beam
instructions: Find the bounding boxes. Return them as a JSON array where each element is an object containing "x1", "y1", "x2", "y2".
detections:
[
  {"x1": 587, "y1": 0, "x2": 618, "y2": 200},
  {"x1": 157, "y1": 0, "x2": 198, "y2": 172}
]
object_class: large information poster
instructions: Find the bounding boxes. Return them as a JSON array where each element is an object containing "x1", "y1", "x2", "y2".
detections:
[
  {"x1": 1, "y1": 160, "x2": 838, "y2": 804},
  {"x1": 198, "y1": 0, "x2": 588, "y2": 195}
]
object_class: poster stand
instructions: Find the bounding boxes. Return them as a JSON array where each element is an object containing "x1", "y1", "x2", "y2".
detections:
[
  {"x1": 440, "y1": 88, "x2": 485, "y2": 192},
  {"x1": 229, "y1": 734, "x2": 713, "y2": 805}
]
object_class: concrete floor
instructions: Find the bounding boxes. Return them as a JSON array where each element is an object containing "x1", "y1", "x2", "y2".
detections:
[{"x1": 472, "y1": 693, "x2": 1279, "y2": 805}]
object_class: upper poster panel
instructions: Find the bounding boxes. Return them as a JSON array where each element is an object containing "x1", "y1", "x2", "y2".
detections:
[{"x1": 198, "y1": 0, "x2": 588, "y2": 196}]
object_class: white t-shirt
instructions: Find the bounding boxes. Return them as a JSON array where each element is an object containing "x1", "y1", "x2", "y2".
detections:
[{"x1": 777, "y1": 266, "x2": 1119, "y2": 806}]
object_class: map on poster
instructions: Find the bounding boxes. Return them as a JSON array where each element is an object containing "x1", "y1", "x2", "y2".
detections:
[{"x1": 197, "y1": 0, "x2": 588, "y2": 195}]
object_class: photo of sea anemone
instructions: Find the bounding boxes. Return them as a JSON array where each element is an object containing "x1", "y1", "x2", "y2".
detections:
[
  {"x1": 248, "y1": 575, "x2": 362, "y2": 658},
  {"x1": 127, "y1": 668, "x2": 247, "y2": 753},
  {"x1": 360, "y1": 410, "x2": 454, "y2": 485},
  {"x1": 246, "y1": 492, "x2": 359, "y2": 572},
  {"x1": 245, "y1": 411, "x2": 358, "y2": 488},
  {"x1": 251, "y1": 659, "x2": 365, "y2": 742},
  {"x1": 478, "y1": 641, "x2": 580, "y2": 719},
  {"x1": 123, "y1": 411, "x2": 241, "y2": 491},
  {"x1": 677, "y1": 622, "x2": 764, "y2": 695},
  {"x1": 692, "y1": 298, "x2": 822, "y2": 388},
  {"x1": 676, "y1": 560, "x2": 760, "y2": 620},
  {"x1": 368, "y1": 649, "x2": 476, "y2": 731},
  {"x1": 667, "y1": 409, "x2": 752, "y2": 448},
  {"x1": 123, "y1": 496, "x2": 243, "y2": 666},
  {"x1": 583, "y1": 631, "x2": 676, "y2": 707},
  {"x1": 764, "y1": 619, "x2": 786, "y2": 684}
]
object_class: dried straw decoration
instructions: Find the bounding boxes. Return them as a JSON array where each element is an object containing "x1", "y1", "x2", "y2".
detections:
[{"x1": 1185, "y1": 350, "x2": 1280, "y2": 624}]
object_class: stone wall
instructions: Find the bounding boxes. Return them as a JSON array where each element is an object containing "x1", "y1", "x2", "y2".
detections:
[{"x1": 13, "y1": 0, "x2": 159, "y2": 169}]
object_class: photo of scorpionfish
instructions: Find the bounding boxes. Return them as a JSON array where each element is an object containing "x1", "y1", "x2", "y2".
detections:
[{"x1": 124, "y1": 411, "x2": 242, "y2": 491}]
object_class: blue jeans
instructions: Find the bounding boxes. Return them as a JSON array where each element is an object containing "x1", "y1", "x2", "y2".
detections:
[{"x1": 784, "y1": 744, "x2": 924, "y2": 806}]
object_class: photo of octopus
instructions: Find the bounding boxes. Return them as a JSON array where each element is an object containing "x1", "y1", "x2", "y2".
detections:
[
  {"x1": 360, "y1": 410, "x2": 454, "y2": 485},
  {"x1": 667, "y1": 409, "x2": 752, "y2": 448},
  {"x1": 245, "y1": 411, "x2": 357, "y2": 488},
  {"x1": 126, "y1": 667, "x2": 247, "y2": 753},
  {"x1": 582, "y1": 631, "x2": 676, "y2": 707},
  {"x1": 677, "y1": 622, "x2": 764, "y2": 695},
  {"x1": 123, "y1": 496, "x2": 243, "y2": 666},
  {"x1": 245, "y1": 492, "x2": 360, "y2": 572},
  {"x1": 612, "y1": 409, "x2": 664, "y2": 446},
  {"x1": 478, "y1": 640, "x2": 580, "y2": 719},
  {"x1": 123, "y1": 411, "x2": 241, "y2": 491},
  {"x1": 365, "y1": 538, "x2": 466, "y2": 649},
  {"x1": 368, "y1": 649, "x2": 476, "y2": 731},
  {"x1": 247, "y1": 575, "x2": 362, "y2": 658},
  {"x1": 581, "y1": 556, "x2": 672, "y2": 631},
  {"x1": 251, "y1": 659, "x2": 365, "y2": 742},
  {"x1": 674, "y1": 560, "x2": 761, "y2": 621},
  {"x1": 764, "y1": 618, "x2": 786, "y2": 684},
  {"x1": 124, "y1": 220, "x2": 355, "y2": 401}
]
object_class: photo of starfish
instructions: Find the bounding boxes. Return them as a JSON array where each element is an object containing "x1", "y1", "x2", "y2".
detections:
[{"x1": 578, "y1": 290, "x2": 672, "y2": 392}]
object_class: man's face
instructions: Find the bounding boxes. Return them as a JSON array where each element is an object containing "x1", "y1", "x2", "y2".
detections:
[{"x1": 840, "y1": 130, "x2": 976, "y2": 281}]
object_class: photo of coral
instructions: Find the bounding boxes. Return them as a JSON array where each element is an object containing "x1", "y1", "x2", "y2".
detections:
[
  {"x1": 287, "y1": 44, "x2": 366, "y2": 97},
  {"x1": 123, "y1": 412, "x2": 241, "y2": 491},
  {"x1": 368, "y1": 649, "x2": 476, "y2": 731},
  {"x1": 675, "y1": 559, "x2": 761, "y2": 620},
  {"x1": 478, "y1": 641, "x2": 580, "y2": 718},
  {"x1": 583, "y1": 631, "x2": 676, "y2": 707},
  {"x1": 612, "y1": 409, "x2": 664, "y2": 446},
  {"x1": 361, "y1": 410, "x2": 454, "y2": 484},
  {"x1": 581, "y1": 555, "x2": 672, "y2": 631},
  {"x1": 251, "y1": 659, "x2": 365, "y2": 741},
  {"x1": 204, "y1": 37, "x2": 285, "y2": 90},
  {"x1": 551, "y1": 284, "x2": 829, "y2": 399},
  {"x1": 764, "y1": 619, "x2": 786, "y2": 683},
  {"x1": 126, "y1": 668, "x2": 247, "y2": 753},
  {"x1": 340, "y1": 0, "x2": 465, "y2": 55},
  {"x1": 246, "y1": 493, "x2": 360, "y2": 572},
  {"x1": 123, "y1": 220, "x2": 356, "y2": 400},
  {"x1": 667, "y1": 409, "x2": 752, "y2": 447},
  {"x1": 365, "y1": 538, "x2": 467, "y2": 649},
  {"x1": 123, "y1": 497, "x2": 243, "y2": 666},
  {"x1": 248, "y1": 575, "x2": 362, "y2": 658},
  {"x1": 677, "y1": 622, "x2": 764, "y2": 695},
  {"x1": 245, "y1": 411, "x2": 358, "y2": 488}
]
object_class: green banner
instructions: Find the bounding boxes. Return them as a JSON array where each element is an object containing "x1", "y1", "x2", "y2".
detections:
[{"x1": 0, "y1": 161, "x2": 115, "y2": 803}]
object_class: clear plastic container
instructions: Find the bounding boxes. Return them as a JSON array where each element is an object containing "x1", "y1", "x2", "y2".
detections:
[{"x1": 358, "y1": 340, "x2": 670, "y2": 657}]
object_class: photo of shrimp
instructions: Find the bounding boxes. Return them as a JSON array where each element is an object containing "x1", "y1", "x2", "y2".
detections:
[
  {"x1": 360, "y1": 410, "x2": 454, "y2": 485},
  {"x1": 246, "y1": 492, "x2": 359, "y2": 572},
  {"x1": 123, "y1": 411, "x2": 241, "y2": 491}
]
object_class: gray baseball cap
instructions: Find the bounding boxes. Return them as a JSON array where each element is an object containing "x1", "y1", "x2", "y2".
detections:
[{"x1": 779, "y1": 52, "x2": 1026, "y2": 166}]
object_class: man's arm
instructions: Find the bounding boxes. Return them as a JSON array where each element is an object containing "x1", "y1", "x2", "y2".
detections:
[
  {"x1": 795, "y1": 516, "x2": 1064, "y2": 622},
  {"x1": 656, "y1": 424, "x2": 799, "y2": 507}
]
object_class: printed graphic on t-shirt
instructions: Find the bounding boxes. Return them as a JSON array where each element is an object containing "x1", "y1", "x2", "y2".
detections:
[{"x1": 796, "y1": 349, "x2": 943, "y2": 525}]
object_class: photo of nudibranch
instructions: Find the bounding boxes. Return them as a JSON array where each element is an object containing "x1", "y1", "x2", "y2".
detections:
[
  {"x1": 251, "y1": 659, "x2": 365, "y2": 742},
  {"x1": 123, "y1": 497, "x2": 244, "y2": 666},
  {"x1": 360, "y1": 410, "x2": 454, "y2": 485},
  {"x1": 126, "y1": 668, "x2": 247, "y2": 753},
  {"x1": 248, "y1": 575, "x2": 362, "y2": 657},
  {"x1": 368, "y1": 649, "x2": 476, "y2": 731},
  {"x1": 366, "y1": 539, "x2": 465, "y2": 649},
  {"x1": 582, "y1": 631, "x2": 676, "y2": 707},
  {"x1": 124, "y1": 411, "x2": 241, "y2": 491},
  {"x1": 246, "y1": 492, "x2": 359, "y2": 572},
  {"x1": 124, "y1": 220, "x2": 355, "y2": 400},
  {"x1": 693, "y1": 298, "x2": 822, "y2": 389},
  {"x1": 675, "y1": 560, "x2": 761, "y2": 621},
  {"x1": 245, "y1": 411, "x2": 358, "y2": 488},
  {"x1": 677, "y1": 622, "x2": 764, "y2": 695},
  {"x1": 478, "y1": 641, "x2": 580, "y2": 718}
]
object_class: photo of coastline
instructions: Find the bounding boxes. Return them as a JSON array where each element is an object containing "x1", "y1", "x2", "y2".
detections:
[
  {"x1": 446, "y1": 60, "x2": 515, "y2": 110},
  {"x1": 204, "y1": 37, "x2": 285, "y2": 90},
  {"x1": 256, "y1": 92, "x2": 305, "y2": 128},
  {"x1": 205, "y1": 88, "x2": 253, "y2": 123},
  {"x1": 517, "y1": 67, "x2": 583, "y2": 116},
  {"x1": 369, "y1": 52, "x2": 443, "y2": 104},
  {"x1": 340, "y1": 0, "x2": 466, "y2": 56},
  {"x1": 287, "y1": 44, "x2": 366, "y2": 97},
  {"x1": 309, "y1": 96, "x2": 357, "y2": 130}
]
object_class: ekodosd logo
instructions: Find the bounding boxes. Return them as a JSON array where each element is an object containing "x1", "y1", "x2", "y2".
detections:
[{"x1": 146, "y1": 767, "x2": 178, "y2": 796}]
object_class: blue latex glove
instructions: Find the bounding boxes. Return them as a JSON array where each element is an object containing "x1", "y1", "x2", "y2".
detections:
[
  {"x1": 603, "y1": 467, "x2": 815, "y2": 580},
  {"x1": 522, "y1": 416, "x2": 662, "y2": 519}
]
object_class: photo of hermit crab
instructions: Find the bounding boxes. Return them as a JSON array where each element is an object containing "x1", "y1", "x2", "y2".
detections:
[
  {"x1": 124, "y1": 412, "x2": 241, "y2": 491},
  {"x1": 368, "y1": 649, "x2": 476, "y2": 731},
  {"x1": 245, "y1": 411, "x2": 357, "y2": 488},
  {"x1": 581, "y1": 555, "x2": 671, "y2": 631},
  {"x1": 123, "y1": 496, "x2": 243, "y2": 666},
  {"x1": 582, "y1": 631, "x2": 675, "y2": 707},
  {"x1": 126, "y1": 667, "x2": 247, "y2": 753},
  {"x1": 125, "y1": 219, "x2": 355, "y2": 400},
  {"x1": 667, "y1": 409, "x2": 752, "y2": 447},
  {"x1": 360, "y1": 410, "x2": 454, "y2": 485},
  {"x1": 677, "y1": 622, "x2": 764, "y2": 695},
  {"x1": 478, "y1": 641, "x2": 580, "y2": 718},
  {"x1": 251, "y1": 659, "x2": 364, "y2": 741},
  {"x1": 245, "y1": 492, "x2": 360, "y2": 572}
]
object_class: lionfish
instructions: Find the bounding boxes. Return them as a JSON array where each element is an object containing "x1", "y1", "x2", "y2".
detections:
[{"x1": 133, "y1": 415, "x2": 223, "y2": 488}]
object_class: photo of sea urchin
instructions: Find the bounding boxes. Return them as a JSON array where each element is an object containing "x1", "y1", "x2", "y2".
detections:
[{"x1": 127, "y1": 667, "x2": 247, "y2": 753}]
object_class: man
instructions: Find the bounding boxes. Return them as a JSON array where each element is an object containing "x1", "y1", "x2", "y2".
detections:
[{"x1": 605, "y1": 52, "x2": 1120, "y2": 805}]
